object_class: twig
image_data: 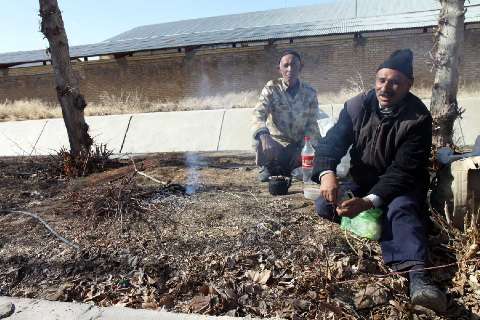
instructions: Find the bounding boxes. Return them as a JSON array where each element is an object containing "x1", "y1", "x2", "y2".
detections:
[
  {"x1": 222, "y1": 191, "x2": 242, "y2": 199},
  {"x1": 216, "y1": 110, "x2": 226, "y2": 151},
  {"x1": 324, "y1": 245, "x2": 331, "y2": 281},
  {"x1": 427, "y1": 188, "x2": 453, "y2": 239},
  {"x1": 248, "y1": 190, "x2": 260, "y2": 203},
  {"x1": 470, "y1": 191, "x2": 478, "y2": 230},
  {"x1": 334, "y1": 257, "x2": 480, "y2": 285},
  {"x1": 1, "y1": 132, "x2": 29, "y2": 156},
  {"x1": 119, "y1": 115, "x2": 133, "y2": 154},
  {"x1": 343, "y1": 229, "x2": 361, "y2": 257},
  {"x1": 0, "y1": 209, "x2": 80, "y2": 250},
  {"x1": 129, "y1": 155, "x2": 166, "y2": 185},
  {"x1": 444, "y1": 200, "x2": 452, "y2": 225},
  {"x1": 29, "y1": 120, "x2": 48, "y2": 156},
  {"x1": 464, "y1": 243, "x2": 479, "y2": 261}
]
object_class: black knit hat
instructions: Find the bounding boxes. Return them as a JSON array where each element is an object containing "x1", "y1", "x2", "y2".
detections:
[
  {"x1": 377, "y1": 49, "x2": 414, "y2": 80},
  {"x1": 278, "y1": 49, "x2": 302, "y2": 64}
]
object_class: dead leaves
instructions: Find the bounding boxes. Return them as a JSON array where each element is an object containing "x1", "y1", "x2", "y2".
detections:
[
  {"x1": 189, "y1": 294, "x2": 212, "y2": 313},
  {"x1": 46, "y1": 282, "x2": 74, "y2": 301},
  {"x1": 188, "y1": 285, "x2": 239, "y2": 315},
  {"x1": 246, "y1": 269, "x2": 271, "y2": 285},
  {"x1": 3, "y1": 153, "x2": 480, "y2": 320},
  {"x1": 353, "y1": 284, "x2": 390, "y2": 309}
]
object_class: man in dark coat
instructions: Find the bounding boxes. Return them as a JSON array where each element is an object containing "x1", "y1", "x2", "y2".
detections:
[{"x1": 314, "y1": 49, "x2": 447, "y2": 313}]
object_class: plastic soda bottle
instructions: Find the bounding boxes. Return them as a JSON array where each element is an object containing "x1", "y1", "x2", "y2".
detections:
[{"x1": 301, "y1": 136, "x2": 315, "y2": 183}]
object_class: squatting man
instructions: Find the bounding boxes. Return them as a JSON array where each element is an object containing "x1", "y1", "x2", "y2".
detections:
[{"x1": 252, "y1": 49, "x2": 321, "y2": 182}]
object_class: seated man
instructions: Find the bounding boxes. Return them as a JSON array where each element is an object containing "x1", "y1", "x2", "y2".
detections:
[
  {"x1": 252, "y1": 49, "x2": 321, "y2": 181},
  {"x1": 314, "y1": 49, "x2": 447, "y2": 313}
]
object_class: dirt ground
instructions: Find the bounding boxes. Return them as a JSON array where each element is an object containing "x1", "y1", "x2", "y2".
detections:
[{"x1": 0, "y1": 152, "x2": 479, "y2": 319}]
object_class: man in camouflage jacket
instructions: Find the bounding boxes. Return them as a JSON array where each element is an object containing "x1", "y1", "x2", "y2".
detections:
[{"x1": 252, "y1": 49, "x2": 321, "y2": 181}]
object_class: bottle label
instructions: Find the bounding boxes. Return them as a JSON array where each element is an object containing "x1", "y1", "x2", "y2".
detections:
[{"x1": 302, "y1": 155, "x2": 314, "y2": 168}]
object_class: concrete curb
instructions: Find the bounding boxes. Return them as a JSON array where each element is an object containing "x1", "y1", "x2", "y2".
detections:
[
  {"x1": 0, "y1": 98, "x2": 478, "y2": 157},
  {"x1": 0, "y1": 297, "x2": 270, "y2": 320}
]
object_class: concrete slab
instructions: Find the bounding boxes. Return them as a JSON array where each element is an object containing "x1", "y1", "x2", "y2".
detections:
[
  {"x1": 0, "y1": 119, "x2": 49, "y2": 156},
  {"x1": 86, "y1": 114, "x2": 133, "y2": 153},
  {"x1": 0, "y1": 296, "x2": 267, "y2": 320},
  {"x1": 31, "y1": 118, "x2": 70, "y2": 155},
  {"x1": 121, "y1": 110, "x2": 225, "y2": 153},
  {"x1": 32, "y1": 114, "x2": 133, "y2": 155},
  {"x1": 218, "y1": 109, "x2": 252, "y2": 151},
  {"x1": 454, "y1": 98, "x2": 479, "y2": 146}
]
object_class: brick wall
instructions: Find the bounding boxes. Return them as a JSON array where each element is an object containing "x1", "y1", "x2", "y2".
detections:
[{"x1": 1, "y1": 27, "x2": 479, "y2": 104}]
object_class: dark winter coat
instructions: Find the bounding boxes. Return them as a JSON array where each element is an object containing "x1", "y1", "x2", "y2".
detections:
[{"x1": 314, "y1": 89, "x2": 432, "y2": 203}]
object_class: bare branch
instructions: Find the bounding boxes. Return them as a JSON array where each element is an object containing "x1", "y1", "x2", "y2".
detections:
[{"x1": 0, "y1": 209, "x2": 80, "y2": 250}]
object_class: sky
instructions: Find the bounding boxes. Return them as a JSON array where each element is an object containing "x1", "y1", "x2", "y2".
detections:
[{"x1": 0, "y1": 0, "x2": 331, "y2": 54}]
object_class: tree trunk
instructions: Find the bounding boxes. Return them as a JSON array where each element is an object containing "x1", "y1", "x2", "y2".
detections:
[
  {"x1": 39, "y1": 0, "x2": 92, "y2": 156},
  {"x1": 430, "y1": 0, "x2": 465, "y2": 148}
]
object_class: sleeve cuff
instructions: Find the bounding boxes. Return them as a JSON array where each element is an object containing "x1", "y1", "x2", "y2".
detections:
[
  {"x1": 253, "y1": 128, "x2": 270, "y2": 140},
  {"x1": 363, "y1": 194, "x2": 383, "y2": 208},
  {"x1": 319, "y1": 170, "x2": 335, "y2": 178}
]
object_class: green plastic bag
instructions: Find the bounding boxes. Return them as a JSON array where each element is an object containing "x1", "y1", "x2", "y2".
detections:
[{"x1": 340, "y1": 208, "x2": 383, "y2": 240}]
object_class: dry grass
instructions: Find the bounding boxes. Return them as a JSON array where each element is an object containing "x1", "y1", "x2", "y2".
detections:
[
  {"x1": 0, "y1": 90, "x2": 259, "y2": 122},
  {"x1": 319, "y1": 73, "x2": 480, "y2": 104},
  {"x1": 1, "y1": 85, "x2": 478, "y2": 122},
  {"x1": 0, "y1": 99, "x2": 61, "y2": 122}
]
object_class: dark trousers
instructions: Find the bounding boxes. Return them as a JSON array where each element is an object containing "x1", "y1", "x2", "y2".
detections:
[
  {"x1": 256, "y1": 141, "x2": 302, "y2": 176},
  {"x1": 315, "y1": 180, "x2": 428, "y2": 267}
]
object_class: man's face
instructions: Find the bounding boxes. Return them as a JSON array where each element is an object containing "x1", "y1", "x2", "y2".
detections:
[
  {"x1": 375, "y1": 68, "x2": 413, "y2": 108},
  {"x1": 278, "y1": 54, "x2": 302, "y2": 87}
]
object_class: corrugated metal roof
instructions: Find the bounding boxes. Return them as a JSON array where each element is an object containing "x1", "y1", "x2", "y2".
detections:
[{"x1": 1, "y1": 0, "x2": 480, "y2": 67}]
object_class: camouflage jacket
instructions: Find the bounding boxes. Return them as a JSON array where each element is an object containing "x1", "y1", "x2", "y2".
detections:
[{"x1": 252, "y1": 78, "x2": 321, "y2": 146}]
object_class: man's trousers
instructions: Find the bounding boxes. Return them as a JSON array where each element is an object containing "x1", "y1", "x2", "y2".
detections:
[
  {"x1": 315, "y1": 180, "x2": 428, "y2": 268},
  {"x1": 256, "y1": 140, "x2": 302, "y2": 177}
]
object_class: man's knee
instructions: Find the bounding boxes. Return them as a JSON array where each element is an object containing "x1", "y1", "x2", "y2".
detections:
[
  {"x1": 381, "y1": 194, "x2": 427, "y2": 246},
  {"x1": 388, "y1": 194, "x2": 421, "y2": 213},
  {"x1": 315, "y1": 196, "x2": 339, "y2": 222},
  {"x1": 385, "y1": 194, "x2": 427, "y2": 227}
]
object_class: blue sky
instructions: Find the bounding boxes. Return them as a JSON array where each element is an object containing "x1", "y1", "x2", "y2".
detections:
[{"x1": 0, "y1": 0, "x2": 330, "y2": 53}]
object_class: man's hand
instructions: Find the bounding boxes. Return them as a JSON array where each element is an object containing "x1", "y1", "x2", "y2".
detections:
[
  {"x1": 336, "y1": 198, "x2": 373, "y2": 218},
  {"x1": 319, "y1": 172, "x2": 339, "y2": 204},
  {"x1": 259, "y1": 134, "x2": 283, "y2": 162}
]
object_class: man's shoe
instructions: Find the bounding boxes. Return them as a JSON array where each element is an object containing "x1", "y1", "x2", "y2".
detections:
[
  {"x1": 409, "y1": 271, "x2": 447, "y2": 314},
  {"x1": 258, "y1": 166, "x2": 271, "y2": 182}
]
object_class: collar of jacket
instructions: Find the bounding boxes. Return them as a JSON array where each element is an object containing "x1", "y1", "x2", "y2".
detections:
[
  {"x1": 280, "y1": 78, "x2": 302, "y2": 92},
  {"x1": 365, "y1": 89, "x2": 411, "y2": 119}
]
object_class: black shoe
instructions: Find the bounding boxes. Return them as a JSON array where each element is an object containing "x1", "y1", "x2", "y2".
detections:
[
  {"x1": 409, "y1": 271, "x2": 447, "y2": 314},
  {"x1": 258, "y1": 166, "x2": 271, "y2": 182}
]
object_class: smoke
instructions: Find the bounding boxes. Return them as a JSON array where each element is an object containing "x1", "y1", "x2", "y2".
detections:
[{"x1": 185, "y1": 152, "x2": 206, "y2": 195}]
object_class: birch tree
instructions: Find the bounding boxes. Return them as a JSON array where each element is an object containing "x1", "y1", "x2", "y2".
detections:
[{"x1": 430, "y1": 0, "x2": 465, "y2": 148}]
